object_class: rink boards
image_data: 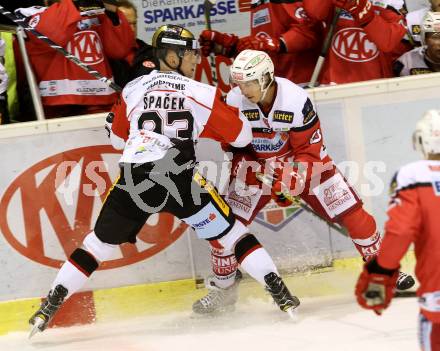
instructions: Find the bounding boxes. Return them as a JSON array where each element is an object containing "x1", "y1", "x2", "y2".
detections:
[{"x1": 0, "y1": 73, "x2": 439, "y2": 334}]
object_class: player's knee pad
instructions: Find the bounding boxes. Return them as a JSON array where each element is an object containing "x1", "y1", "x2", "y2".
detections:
[
  {"x1": 81, "y1": 231, "x2": 118, "y2": 263},
  {"x1": 339, "y1": 208, "x2": 381, "y2": 259},
  {"x1": 216, "y1": 220, "x2": 248, "y2": 252},
  {"x1": 233, "y1": 234, "x2": 262, "y2": 264}
]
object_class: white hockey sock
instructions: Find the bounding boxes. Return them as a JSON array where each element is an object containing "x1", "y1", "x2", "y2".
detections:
[
  {"x1": 50, "y1": 260, "x2": 90, "y2": 299},
  {"x1": 239, "y1": 247, "x2": 279, "y2": 286}
]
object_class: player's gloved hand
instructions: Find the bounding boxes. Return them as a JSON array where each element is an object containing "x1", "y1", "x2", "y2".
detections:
[
  {"x1": 231, "y1": 152, "x2": 261, "y2": 186},
  {"x1": 270, "y1": 165, "x2": 303, "y2": 207},
  {"x1": 199, "y1": 30, "x2": 239, "y2": 57},
  {"x1": 333, "y1": 0, "x2": 374, "y2": 26},
  {"x1": 355, "y1": 257, "x2": 399, "y2": 315},
  {"x1": 237, "y1": 34, "x2": 281, "y2": 53},
  {"x1": 104, "y1": 112, "x2": 114, "y2": 138},
  {"x1": 73, "y1": 0, "x2": 106, "y2": 16}
]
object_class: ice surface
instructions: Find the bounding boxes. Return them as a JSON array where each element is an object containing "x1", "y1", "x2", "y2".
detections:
[{"x1": 0, "y1": 295, "x2": 419, "y2": 351}]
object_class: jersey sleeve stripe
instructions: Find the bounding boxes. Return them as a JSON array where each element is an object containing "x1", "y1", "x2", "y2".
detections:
[{"x1": 291, "y1": 114, "x2": 319, "y2": 132}]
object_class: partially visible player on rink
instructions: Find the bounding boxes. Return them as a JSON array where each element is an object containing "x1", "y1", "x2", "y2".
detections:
[
  {"x1": 405, "y1": 0, "x2": 440, "y2": 46},
  {"x1": 192, "y1": 49, "x2": 415, "y2": 314},
  {"x1": 394, "y1": 11, "x2": 440, "y2": 76},
  {"x1": 198, "y1": 1, "x2": 322, "y2": 85},
  {"x1": 302, "y1": 0, "x2": 410, "y2": 84},
  {"x1": 355, "y1": 109, "x2": 440, "y2": 351},
  {"x1": 28, "y1": 26, "x2": 299, "y2": 337}
]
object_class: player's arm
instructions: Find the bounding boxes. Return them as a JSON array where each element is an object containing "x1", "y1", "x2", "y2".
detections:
[
  {"x1": 289, "y1": 97, "x2": 324, "y2": 163},
  {"x1": 31, "y1": 0, "x2": 81, "y2": 46},
  {"x1": 361, "y1": 7, "x2": 407, "y2": 53},
  {"x1": 303, "y1": 0, "x2": 333, "y2": 21},
  {"x1": 279, "y1": 3, "x2": 322, "y2": 52},
  {"x1": 377, "y1": 172, "x2": 421, "y2": 270},
  {"x1": 355, "y1": 169, "x2": 420, "y2": 314},
  {"x1": 106, "y1": 95, "x2": 129, "y2": 150},
  {"x1": 98, "y1": 7, "x2": 137, "y2": 60},
  {"x1": 200, "y1": 90, "x2": 252, "y2": 147}
]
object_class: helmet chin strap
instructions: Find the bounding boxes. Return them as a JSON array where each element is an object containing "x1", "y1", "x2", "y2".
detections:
[{"x1": 258, "y1": 79, "x2": 274, "y2": 103}]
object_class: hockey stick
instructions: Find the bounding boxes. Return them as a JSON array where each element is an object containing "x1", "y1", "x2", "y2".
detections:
[
  {"x1": 203, "y1": 0, "x2": 218, "y2": 85},
  {"x1": 0, "y1": 5, "x2": 122, "y2": 93},
  {"x1": 255, "y1": 172, "x2": 348, "y2": 236},
  {"x1": 308, "y1": 7, "x2": 342, "y2": 88}
]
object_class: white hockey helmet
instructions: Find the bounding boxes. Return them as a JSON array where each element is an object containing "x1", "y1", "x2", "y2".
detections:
[
  {"x1": 413, "y1": 109, "x2": 440, "y2": 156},
  {"x1": 230, "y1": 50, "x2": 274, "y2": 99},
  {"x1": 420, "y1": 11, "x2": 440, "y2": 45}
]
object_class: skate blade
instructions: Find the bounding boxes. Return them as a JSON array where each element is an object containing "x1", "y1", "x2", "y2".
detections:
[
  {"x1": 286, "y1": 306, "x2": 299, "y2": 321},
  {"x1": 28, "y1": 317, "x2": 45, "y2": 339}
]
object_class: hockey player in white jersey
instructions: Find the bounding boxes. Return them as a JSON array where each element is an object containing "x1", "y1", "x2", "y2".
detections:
[
  {"x1": 405, "y1": 0, "x2": 440, "y2": 45},
  {"x1": 193, "y1": 49, "x2": 415, "y2": 314},
  {"x1": 28, "y1": 25, "x2": 299, "y2": 337},
  {"x1": 395, "y1": 11, "x2": 440, "y2": 76}
]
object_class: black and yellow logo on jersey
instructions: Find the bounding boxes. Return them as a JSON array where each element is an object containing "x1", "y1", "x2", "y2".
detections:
[
  {"x1": 410, "y1": 68, "x2": 432, "y2": 75},
  {"x1": 273, "y1": 110, "x2": 294, "y2": 123},
  {"x1": 411, "y1": 25, "x2": 421, "y2": 35},
  {"x1": 242, "y1": 109, "x2": 260, "y2": 121}
]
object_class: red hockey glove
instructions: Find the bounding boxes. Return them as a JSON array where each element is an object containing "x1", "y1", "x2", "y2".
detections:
[
  {"x1": 237, "y1": 34, "x2": 281, "y2": 53},
  {"x1": 231, "y1": 152, "x2": 261, "y2": 186},
  {"x1": 270, "y1": 165, "x2": 304, "y2": 207},
  {"x1": 355, "y1": 257, "x2": 399, "y2": 315},
  {"x1": 199, "y1": 30, "x2": 239, "y2": 57},
  {"x1": 333, "y1": 0, "x2": 374, "y2": 26}
]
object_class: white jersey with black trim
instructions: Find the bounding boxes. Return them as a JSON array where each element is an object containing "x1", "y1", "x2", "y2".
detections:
[
  {"x1": 405, "y1": 7, "x2": 429, "y2": 45},
  {"x1": 395, "y1": 47, "x2": 433, "y2": 76},
  {"x1": 226, "y1": 77, "x2": 326, "y2": 162},
  {"x1": 114, "y1": 70, "x2": 251, "y2": 164}
]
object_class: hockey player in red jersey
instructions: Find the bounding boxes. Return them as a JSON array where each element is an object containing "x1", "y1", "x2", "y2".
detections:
[
  {"x1": 303, "y1": 0, "x2": 410, "y2": 84},
  {"x1": 18, "y1": 0, "x2": 136, "y2": 117},
  {"x1": 28, "y1": 26, "x2": 299, "y2": 337},
  {"x1": 192, "y1": 49, "x2": 414, "y2": 314},
  {"x1": 355, "y1": 109, "x2": 440, "y2": 350},
  {"x1": 198, "y1": 1, "x2": 322, "y2": 85}
]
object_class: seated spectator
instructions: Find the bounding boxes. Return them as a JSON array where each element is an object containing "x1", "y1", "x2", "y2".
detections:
[
  {"x1": 394, "y1": 11, "x2": 440, "y2": 76},
  {"x1": 16, "y1": 0, "x2": 136, "y2": 118},
  {"x1": 303, "y1": 0, "x2": 411, "y2": 85},
  {"x1": 0, "y1": 36, "x2": 9, "y2": 124},
  {"x1": 405, "y1": 0, "x2": 440, "y2": 46}
]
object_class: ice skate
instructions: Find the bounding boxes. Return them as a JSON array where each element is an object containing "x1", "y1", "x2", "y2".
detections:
[
  {"x1": 396, "y1": 271, "x2": 415, "y2": 291},
  {"x1": 264, "y1": 272, "x2": 300, "y2": 320},
  {"x1": 29, "y1": 285, "x2": 68, "y2": 338},
  {"x1": 192, "y1": 270, "x2": 242, "y2": 314}
]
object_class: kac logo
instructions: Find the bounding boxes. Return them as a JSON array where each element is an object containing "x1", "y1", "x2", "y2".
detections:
[
  {"x1": 332, "y1": 28, "x2": 379, "y2": 63},
  {"x1": 0, "y1": 145, "x2": 187, "y2": 269},
  {"x1": 66, "y1": 30, "x2": 104, "y2": 65}
]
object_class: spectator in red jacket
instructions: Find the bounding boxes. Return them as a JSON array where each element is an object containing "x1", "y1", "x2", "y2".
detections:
[
  {"x1": 199, "y1": 1, "x2": 323, "y2": 86},
  {"x1": 303, "y1": 0, "x2": 411, "y2": 85},
  {"x1": 18, "y1": 0, "x2": 136, "y2": 118}
]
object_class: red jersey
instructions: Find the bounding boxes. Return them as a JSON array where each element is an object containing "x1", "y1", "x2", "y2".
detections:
[
  {"x1": 21, "y1": 0, "x2": 135, "y2": 106},
  {"x1": 249, "y1": 1, "x2": 322, "y2": 85},
  {"x1": 226, "y1": 77, "x2": 328, "y2": 164},
  {"x1": 378, "y1": 160, "x2": 440, "y2": 323},
  {"x1": 303, "y1": 0, "x2": 408, "y2": 84}
]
